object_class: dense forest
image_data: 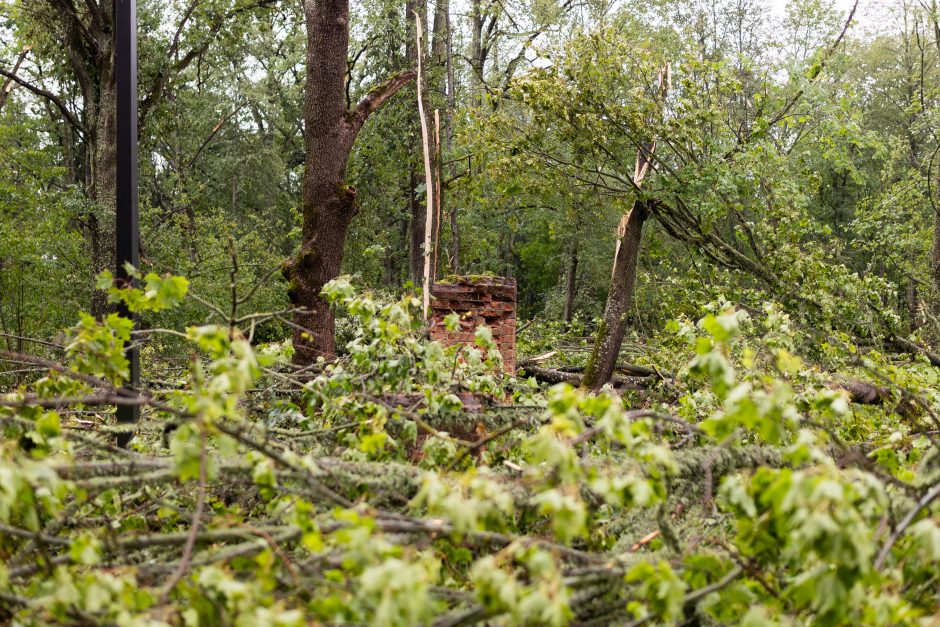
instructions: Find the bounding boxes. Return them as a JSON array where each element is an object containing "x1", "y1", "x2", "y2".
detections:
[{"x1": 2, "y1": 0, "x2": 940, "y2": 623}]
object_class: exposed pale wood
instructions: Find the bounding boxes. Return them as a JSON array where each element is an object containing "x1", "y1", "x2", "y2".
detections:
[
  {"x1": 416, "y1": 14, "x2": 435, "y2": 318},
  {"x1": 0, "y1": 45, "x2": 32, "y2": 112},
  {"x1": 525, "y1": 350, "x2": 557, "y2": 363},
  {"x1": 433, "y1": 108, "x2": 443, "y2": 280},
  {"x1": 611, "y1": 63, "x2": 670, "y2": 276}
]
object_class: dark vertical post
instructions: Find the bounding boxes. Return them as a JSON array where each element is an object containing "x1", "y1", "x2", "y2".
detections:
[{"x1": 115, "y1": 0, "x2": 140, "y2": 446}]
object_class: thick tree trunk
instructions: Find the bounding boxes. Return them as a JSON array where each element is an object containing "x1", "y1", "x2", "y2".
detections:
[
  {"x1": 409, "y1": 171, "x2": 426, "y2": 284},
  {"x1": 431, "y1": 0, "x2": 447, "y2": 72},
  {"x1": 581, "y1": 201, "x2": 649, "y2": 391},
  {"x1": 53, "y1": 0, "x2": 117, "y2": 319},
  {"x1": 430, "y1": 5, "x2": 448, "y2": 278},
  {"x1": 442, "y1": 0, "x2": 460, "y2": 273},
  {"x1": 383, "y1": 215, "x2": 406, "y2": 285},
  {"x1": 470, "y1": 0, "x2": 485, "y2": 105},
  {"x1": 428, "y1": 110, "x2": 442, "y2": 282},
  {"x1": 287, "y1": 0, "x2": 356, "y2": 363},
  {"x1": 89, "y1": 64, "x2": 118, "y2": 320},
  {"x1": 285, "y1": 0, "x2": 414, "y2": 364},
  {"x1": 449, "y1": 201, "x2": 461, "y2": 274}
]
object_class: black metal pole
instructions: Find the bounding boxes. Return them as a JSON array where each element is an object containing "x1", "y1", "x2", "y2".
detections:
[{"x1": 115, "y1": 0, "x2": 140, "y2": 446}]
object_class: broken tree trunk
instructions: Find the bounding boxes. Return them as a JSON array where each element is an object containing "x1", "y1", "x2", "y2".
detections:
[
  {"x1": 0, "y1": 45, "x2": 31, "y2": 113},
  {"x1": 581, "y1": 63, "x2": 670, "y2": 392},
  {"x1": 416, "y1": 14, "x2": 436, "y2": 319},
  {"x1": 578, "y1": 199, "x2": 651, "y2": 392}
]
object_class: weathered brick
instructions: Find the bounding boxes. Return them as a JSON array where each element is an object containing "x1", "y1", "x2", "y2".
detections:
[{"x1": 429, "y1": 277, "x2": 517, "y2": 372}]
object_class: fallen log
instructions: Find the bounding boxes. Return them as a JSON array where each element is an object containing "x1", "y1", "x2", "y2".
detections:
[
  {"x1": 520, "y1": 360, "x2": 911, "y2": 413},
  {"x1": 887, "y1": 335, "x2": 940, "y2": 368},
  {"x1": 518, "y1": 363, "x2": 653, "y2": 391},
  {"x1": 834, "y1": 379, "x2": 891, "y2": 404},
  {"x1": 555, "y1": 362, "x2": 673, "y2": 379}
]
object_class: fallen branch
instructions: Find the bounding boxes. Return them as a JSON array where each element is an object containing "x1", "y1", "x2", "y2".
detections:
[
  {"x1": 518, "y1": 363, "x2": 652, "y2": 390},
  {"x1": 160, "y1": 429, "x2": 208, "y2": 598},
  {"x1": 874, "y1": 481, "x2": 940, "y2": 570}
]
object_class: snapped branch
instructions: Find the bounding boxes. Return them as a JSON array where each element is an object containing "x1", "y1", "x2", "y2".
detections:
[{"x1": 347, "y1": 70, "x2": 417, "y2": 137}]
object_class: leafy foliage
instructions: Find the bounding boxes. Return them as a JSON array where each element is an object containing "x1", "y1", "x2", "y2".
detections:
[{"x1": 3, "y1": 0, "x2": 940, "y2": 624}]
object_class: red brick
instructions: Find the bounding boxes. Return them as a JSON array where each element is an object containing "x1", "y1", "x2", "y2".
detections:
[{"x1": 428, "y1": 277, "x2": 517, "y2": 373}]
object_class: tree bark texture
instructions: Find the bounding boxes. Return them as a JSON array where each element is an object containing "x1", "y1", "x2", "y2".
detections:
[
  {"x1": 49, "y1": 0, "x2": 118, "y2": 319},
  {"x1": 581, "y1": 201, "x2": 649, "y2": 391},
  {"x1": 409, "y1": 170, "x2": 426, "y2": 284},
  {"x1": 582, "y1": 64, "x2": 669, "y2": 390},
  {"x1": 284, "y1": 0, "x2": 414, "y2": 364},
  {"x1": 30, "y1": 0, "x2": 257, "y2": 318}
]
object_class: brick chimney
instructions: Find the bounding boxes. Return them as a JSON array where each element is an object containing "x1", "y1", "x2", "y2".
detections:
[{"x1": 428, "y1": 277, "x2": 516, "y2": 372}]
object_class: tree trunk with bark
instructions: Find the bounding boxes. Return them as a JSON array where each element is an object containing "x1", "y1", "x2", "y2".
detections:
[
  {"x1": 11, "y1": 0, "x2": 268, "y2": 318},
  {"x1": 409, "y1": 170, "x2": 426, "y2": 284},
  {"x1": 580, "y1": 201, "x2": 650, "y2": 391},
  {"x1": 52, "y1": 0, "x2": 119, "y2": 320},
  {"x1": 928, "y1": 13, "x2": 940, "y2": 320},
  {"x1": 469, "y1": 0, "x2": 485, "y2": 105},
  {"x1": 581, "y1": 64, "x2": 669, "y2": 391},
  {"x1": 89, "y1": 50, "x2": 118, "y2": 320},
  {"x1": 284, "y1": 0, "x2": 414, "y2": 364}
]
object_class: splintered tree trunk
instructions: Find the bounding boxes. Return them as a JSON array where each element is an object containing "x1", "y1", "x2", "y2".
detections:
[
  {"x1": 0, "y1": 46, "x2": 30, "y2": 112},
  {"x1": 284, "y1": 0, "x2": 414, "y2": 364},
  {"x1": 415, "y1": 15, "x2": 435, "y2": 317},
  {"x1": 581, "y1": 202, "x2": 649, "y2": 391},
  {"x1": 581, "y1": 63, "x2": 669, "y2": 390}
]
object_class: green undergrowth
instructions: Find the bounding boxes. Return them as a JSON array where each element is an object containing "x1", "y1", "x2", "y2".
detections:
[{"x1": 0, "y1": 275, "x2": 938, "y2": 626}]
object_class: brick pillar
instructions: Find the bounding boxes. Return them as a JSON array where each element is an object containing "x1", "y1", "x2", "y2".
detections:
[{"x1": 429, "y1": 277, "x2": 516, "y2": 372}]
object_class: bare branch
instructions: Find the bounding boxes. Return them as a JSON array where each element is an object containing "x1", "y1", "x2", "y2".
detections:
[
  {"x1": 874, "y1": 482, "x2": 940, "y2": 570},
  {"x1": 0, "y1": 67, "x2": 87, "y2": 135},
  {"x1": 0, "y1": 45, "x2": 32, "y2": 112},
  {"x1": 347, "y1": 70, "x2": 417, "y2": 136}
]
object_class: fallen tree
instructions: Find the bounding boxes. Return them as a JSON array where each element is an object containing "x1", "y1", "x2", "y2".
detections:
[{"x1": 0, "y1": 279, "x2": 938, "y2": 625}]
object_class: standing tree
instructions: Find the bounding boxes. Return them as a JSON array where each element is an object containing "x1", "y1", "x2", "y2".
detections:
[
  {"x1": 284, "y1": 0, "x2": 415, "y2": 363},
  {"x1": 0, "y1": 0, "x2": 275, "y2": 317}
]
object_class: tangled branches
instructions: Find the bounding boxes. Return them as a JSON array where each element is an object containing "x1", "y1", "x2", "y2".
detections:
[{"x1": 1, "y1": 278, "x2": 939, "y2": 625}]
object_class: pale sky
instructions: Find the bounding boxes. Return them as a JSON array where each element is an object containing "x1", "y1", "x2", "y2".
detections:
[{"x1": 767, "y1": 0, "x2": 886, "y2": 34}]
